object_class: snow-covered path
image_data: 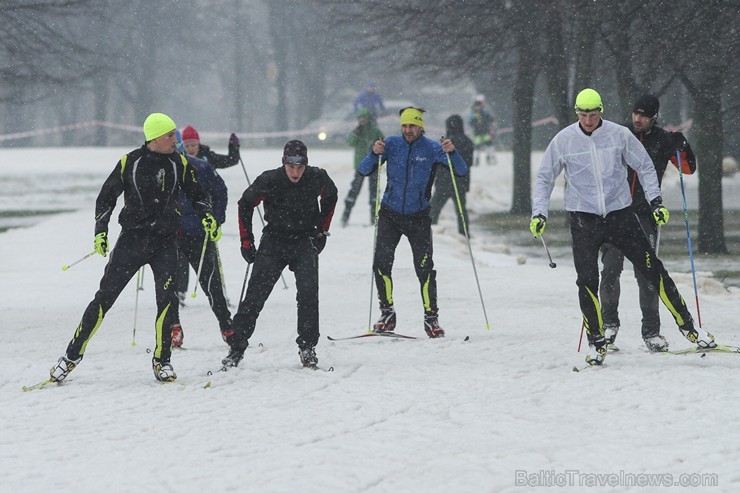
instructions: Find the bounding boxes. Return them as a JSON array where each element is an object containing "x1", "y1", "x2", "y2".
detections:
[{"x1": 1, "y1": 147, "x2": 738, "y2": 492}]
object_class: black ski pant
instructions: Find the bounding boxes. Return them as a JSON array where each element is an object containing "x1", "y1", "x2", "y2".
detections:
[
  {"x1": 373, "y1": 206, "x2": 437, "y2": 314},
  {"x1": 599, "y1": 210, "x2": 661, "y2": 338},
  {"x1": 66, "y1": 230, "x2": 179, "y2": 363},
  {"x1": 179, "y1": 233, "x2": 232, "y2": 333},
  {"x1": 570, "y1": 208, "x2": 693, "y2": 345},
  {"x1": 231, "y1": 233, "x2": 320, "y2": 350},
  {"x1": 429, "y1": 177, "x2": 468, "y2": 235},
  {"x1": 343, "y1": 170, "x2": 378, "y2": 223}
]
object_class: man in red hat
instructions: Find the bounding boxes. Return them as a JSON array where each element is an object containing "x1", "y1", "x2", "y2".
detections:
[
  {"x1": 221, "y1": 140, "x2": 337, "y2": 370},
  {"x1": 181, "y1": 125, "x2": 241, "y2": 169}
]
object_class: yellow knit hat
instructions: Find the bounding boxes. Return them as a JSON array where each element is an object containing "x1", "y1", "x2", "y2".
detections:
[
  {"x1": 143, "y1": 113, "x2": 177, "y2": 141},
  {"x1": 399, "y1": 107, "x2": 425, "y2": 128}
]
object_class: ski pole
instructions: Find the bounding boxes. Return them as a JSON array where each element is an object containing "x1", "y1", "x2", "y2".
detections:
[
  {"x1": 239, "y1": 264, "x2": 251, "y2": 304},
  {"x1": 539, "y1": 234, "x2": 557, "y2": 268},
  {"x1": 442, "y1": 137, "x2": 491, "y2": 330},
  {"x1": 239, "y1": 156, "x2": 288, "y2": 290},
  {"x1": 676, "y1": 150, "x2": 702, "y2": 328},
  {"x1": 132, "y1": 267, "x2": 144, "y2": 346},
  {"x1": 577, "y1": 321, "x2": 585, "y2": 352},
  {"x1": 61, "y1": 251, "x2": 96, "y2": 271},
  {"x1": 655, "y1": 225, "x2": 661, "y2": 257},
  {"x1": 367, "y1": 152, "x2": 383, "y2": 332},
  {"x1": 191, "y1": 231, "x2": 209, "y2": 298}
]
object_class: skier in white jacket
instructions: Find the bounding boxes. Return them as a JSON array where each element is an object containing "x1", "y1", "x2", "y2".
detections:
[{"x1": 530, "y1": 88, "x2": 715, "y2": 366}]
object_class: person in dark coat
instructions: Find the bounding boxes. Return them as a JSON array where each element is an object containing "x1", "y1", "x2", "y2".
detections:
[
  {"x1": 221, "y1": 140, "x2": 338, "y2": 370},
  {"x1": 430, "y1": 115, "x2": 474, "y2": 236},
  {"x1": 599, "y1": 94, "x2": 697, "y2": 352}
]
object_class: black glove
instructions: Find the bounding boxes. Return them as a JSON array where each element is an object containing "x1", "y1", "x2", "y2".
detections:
[
  {"x1": 241, "y1": 240, "x2": 256, "y2": 263},
  {"x1": 229, "y1": 133, "x2": 240, "y2": 150},
  {"x1": 672, "y1": 132, "x2": 688, "y2": 153},
  {"x1": 311, "y1": 229, "x2": 329, "y2": 254}
]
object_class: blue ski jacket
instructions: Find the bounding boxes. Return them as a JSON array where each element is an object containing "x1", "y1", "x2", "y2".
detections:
[
  {"x1": 179, "y1": 154, "x2": 228, "y2": 237},
  {"x1": 359, "y1": 135, "x2": 468, "y2": 215}
]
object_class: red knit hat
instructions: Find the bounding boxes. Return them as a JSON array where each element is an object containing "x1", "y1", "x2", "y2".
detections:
[{"x1": 182, "y1": 125, "x2": 200, "y2": 142}]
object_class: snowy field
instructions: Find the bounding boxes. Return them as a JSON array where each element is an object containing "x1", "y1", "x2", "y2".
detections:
[{"x1": 1, "y1": 145, "x2": 739, "y2": 493}]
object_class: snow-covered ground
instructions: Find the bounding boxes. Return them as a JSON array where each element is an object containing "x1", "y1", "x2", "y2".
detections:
[{"x1": 1, "y1": 145, "x2": 739, "y2": 493}]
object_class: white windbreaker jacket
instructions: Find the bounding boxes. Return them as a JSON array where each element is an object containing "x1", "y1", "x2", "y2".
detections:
[{"x1": 532, "y1": 119, "x2": 661, "y2": 219}]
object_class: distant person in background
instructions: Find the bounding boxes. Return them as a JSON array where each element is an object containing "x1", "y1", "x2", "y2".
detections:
[
  {"x1": 467, "y1": 94, "x2": 497, "y2": 165},
  {"x1": 181, "y1": 124, "x2": 241, "y2": 169},
  {"x1": 599, "y1": 94, "x2": 697, "y2": 353},
  {"x1": 341, "y1": 108, "x2": 385, "y2": 227},
  {"x1": 47, "y1": 113, "x2": 218, "y2": 384},
  {"x1": 171, "y1": 130, "x2": 233, "y2": 349},
  {"x1": 353, "y1": 81, "x2": 386, "y2": 120},
  {"x1": 430, "y1": 114, "x2": 474, "y2": 236}
]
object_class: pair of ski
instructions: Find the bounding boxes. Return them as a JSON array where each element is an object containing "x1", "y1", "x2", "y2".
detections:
[{"x1": 573, "y1": 343, "x2": 740, "y2": 372}]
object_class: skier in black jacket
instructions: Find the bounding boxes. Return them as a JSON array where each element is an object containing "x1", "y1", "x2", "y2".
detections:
[
  {"x1": 430, "y1": 114, "x2": 474, "y2": 236},
  {"x1": 222, "y1": 140, "x2": 338, "y2": 369},
  {"x1": 599, "y1": 94, "x2": 697, "y2": 352},
  {"x1": 48, "y1": 113, "x2": 219, "y2": 383}
]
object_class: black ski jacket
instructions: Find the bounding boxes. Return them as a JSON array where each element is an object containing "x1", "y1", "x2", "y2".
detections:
[
  {"x1": 95, "y1": 145, "x2": 212, "y2": 237},
  {"x1": 196, "y1": 143, "x2": 240, "y2": 169},
  {"x1": 238, "y1": 166, "x2": 338, "y2": 246},
  {"x1": 626, "y1": 123, "x2": 697, "y2": 216}
]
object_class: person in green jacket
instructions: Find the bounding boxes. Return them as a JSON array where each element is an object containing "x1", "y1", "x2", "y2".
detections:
[{"x1": 341, "y1": 108, "x2": 384, "y2": 226}]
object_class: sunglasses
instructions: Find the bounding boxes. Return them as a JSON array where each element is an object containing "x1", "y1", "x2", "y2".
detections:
[{"x1": 283, "y1": 155, "x2": 307, "y2": 166}]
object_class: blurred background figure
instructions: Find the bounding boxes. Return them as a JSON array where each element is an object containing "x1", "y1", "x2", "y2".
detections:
[
  {"x1": 341, "y1": 108, "x2": 385, "y2": 227},
  {"x1": 430, "y1": 115, "x2": 474, "y2": 236},
  {"x1": 181, "y1": 124, "x2": 241, "y2": 170},
  {"x1": 353, "y1": 80, "x2": 386, "y2": 121},
  {"x1": 467, "y1": 94, "x2": 497, "y2": 166}
]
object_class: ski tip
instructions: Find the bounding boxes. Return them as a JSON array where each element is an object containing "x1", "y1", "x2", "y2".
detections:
[
  {"x1": 203, "y1": 381, "x2": 212, "y2": 389},
  {"x1": 572, "y1": 366, "x2": 580, "y2": 373},
  {"x1": 464, "y1": 336, "x2": 470, "y2": 342}
]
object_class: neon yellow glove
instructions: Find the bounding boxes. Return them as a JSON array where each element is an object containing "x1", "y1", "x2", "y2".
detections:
[
  {"x1": 202, "y1": 213, "x2": 221, "y2": 242},
  {"x1": 94, "y1": 232, "x2": 109, "y2": 257},
  {"x1": 650, "y1": 198, "x2": 670, "y2": 225},
  {"x1": 530, "y1": 215, "x2": 547, "y2": 238}
]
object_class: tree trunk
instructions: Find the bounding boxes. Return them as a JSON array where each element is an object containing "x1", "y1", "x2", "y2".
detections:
[
  {"x1": 510, "y1": 35, "x2": 538, "y2": 215},
  {"x1": 693, "y1": 72, "x2": 727, "y2": 254}
]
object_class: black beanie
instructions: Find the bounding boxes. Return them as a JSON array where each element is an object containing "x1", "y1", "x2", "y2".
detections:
[{"x1": 633, "y1": 94, "x2": 660, "y2": 118}]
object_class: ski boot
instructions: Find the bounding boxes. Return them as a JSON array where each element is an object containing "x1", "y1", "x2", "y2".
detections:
[
  {"x1": 50, "y1": 355, "x2": 83, "y2": 382},
  {"x1": 222, "y1": 346, "x2": 246, "y2": 368},
  {"x1": 643, "y1": 334, "x2": 669, "y2": 353},
  {"x1": 152, "y1": 358, "x2": 177, "y2": 382},
  {"x1": 603, "y1": 323, "x2": 620, "y2": 351},
  {"x1": 586, "y1": 337, "x2": 607, "y2": 366},
  {"x1": 373, "y1": 305, "x2": 397, "y2": 333},
  {"x1": 299, "y1": 347, "x2": 319, "y2": 368},
  {"x1": 679, "y1": 323, "x2": 716, "y2": 349},
  {"x1": 424, "y1": 311, "x2": 445, "y2": 338}
]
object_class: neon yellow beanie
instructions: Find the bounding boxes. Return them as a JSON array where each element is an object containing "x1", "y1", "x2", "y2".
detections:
[
  {"x1": 574, "y1": 88, "x2": 604, "y2": 113},
  {"x1": 400, "y1": 107, "x2": 425, "y2": 128},
  {"x1": 143, "y1": 113, "x2": 177, "y2": 141}
]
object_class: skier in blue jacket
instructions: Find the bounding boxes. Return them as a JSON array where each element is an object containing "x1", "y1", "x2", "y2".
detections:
[
  {"x1": 359, "y1": 107, "x2": 468, "y2": 338},
  {"x1": 172, "y1": 130, "x2": 232, "y2": 347}
]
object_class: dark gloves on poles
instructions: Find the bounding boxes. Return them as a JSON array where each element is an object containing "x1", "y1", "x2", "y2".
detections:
[
  {"x1": 241, "y1": 240, "x2": 256, "y2": 263},
  {"x1": 311, "y1": 228, "x2": 329, "y2": 254},
  {"x1": 671, "y1": 132, "x2": 688, "y2": 153},
  {"x1": 229, "y1": 133, "x2": 240, "y2": 150}
]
